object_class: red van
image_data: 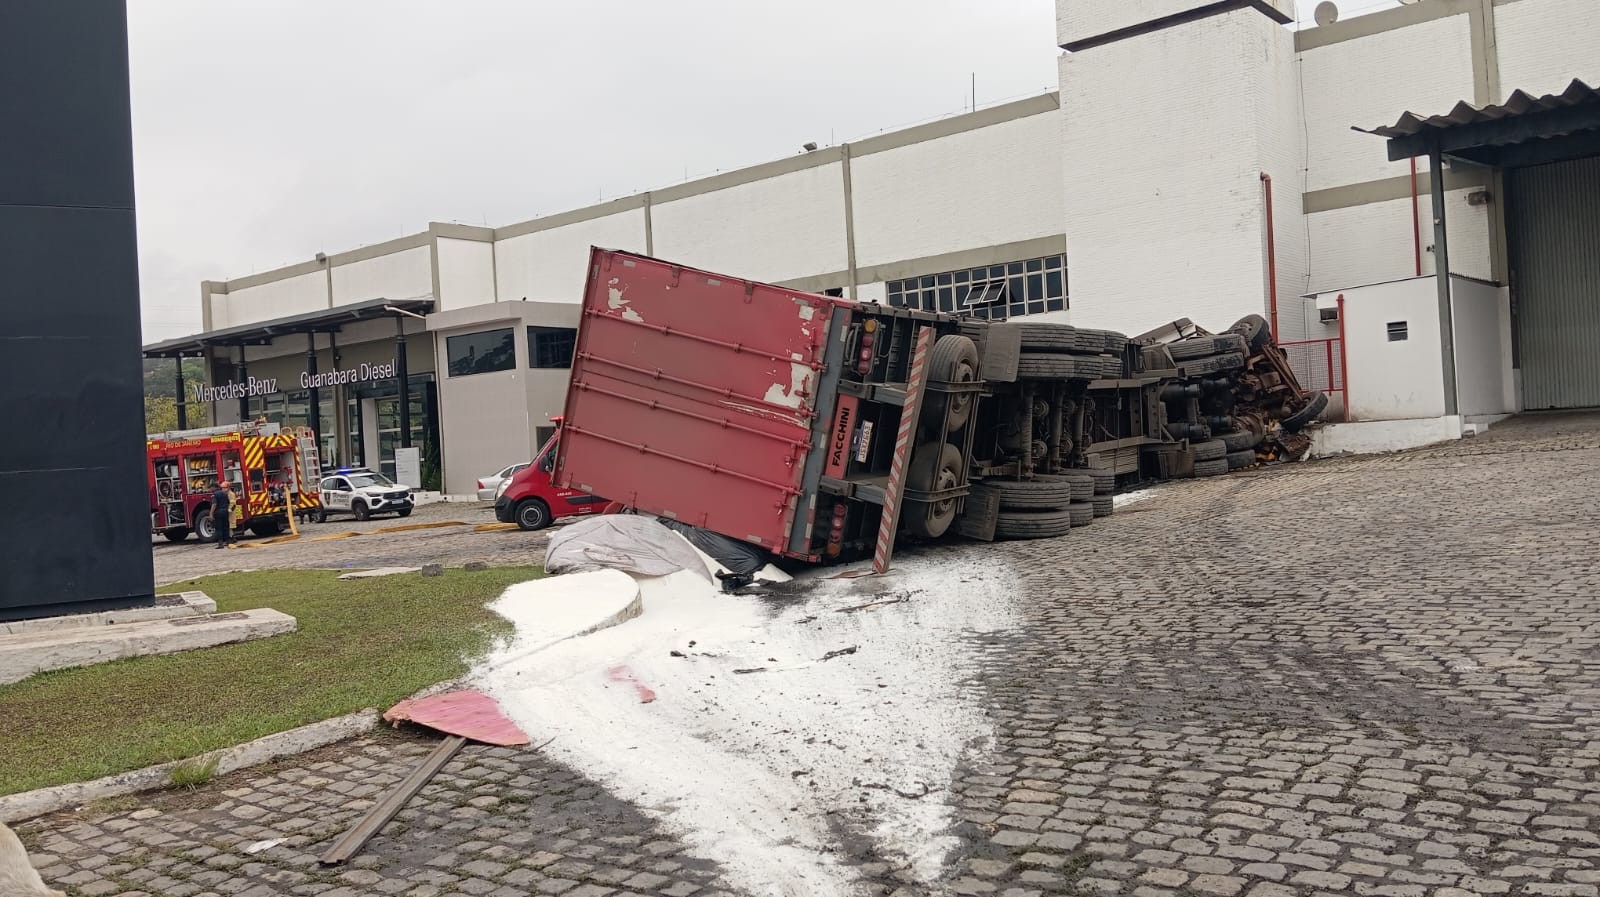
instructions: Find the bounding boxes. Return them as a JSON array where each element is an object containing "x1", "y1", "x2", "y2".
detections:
[{"x1": 493, "y1": 427, "x2": 607, "y2": 530}]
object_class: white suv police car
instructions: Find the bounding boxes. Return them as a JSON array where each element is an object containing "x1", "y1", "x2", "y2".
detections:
[{"x1": 317, "y1": 468, "x2": 415, "y2": 521}]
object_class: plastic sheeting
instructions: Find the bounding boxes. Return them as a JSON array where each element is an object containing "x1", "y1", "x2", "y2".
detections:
[
  {"x1": 656, "y1": 517, "x2": 769, "y2": 576},
  {"x1": 544, "y1": 515, "x2": 712, "y2": 581}
]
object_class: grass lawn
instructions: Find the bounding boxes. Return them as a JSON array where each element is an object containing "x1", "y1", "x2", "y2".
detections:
[{"x1": 0, "y1": 567, "x2": 538, "y2": 796}]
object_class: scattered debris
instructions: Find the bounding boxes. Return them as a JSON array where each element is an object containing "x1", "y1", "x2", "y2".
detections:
[
  {"x1": 420, "y1": 564, "x2": 444, "y2": 577},
  {"x1": 243, "y1": 837, "x2": 285, "y2": 854},
  {"x1": 836, "y1": 592, "x2": 917, "y2": 614},
  {"x1": 337, "y1": 567, "x2": 420, "y2": 580},
  {"x1": 463, "y1": 560, "x2": 490, "y2": 571},
  {"x1": 820, "y1": 646, "x2": 858, "y2": 662},
  {"x1": 383, "y1": 690, "x2": 530, "y2": 747}
]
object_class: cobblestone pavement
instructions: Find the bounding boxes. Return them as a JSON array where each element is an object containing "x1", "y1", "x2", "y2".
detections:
[
  {"x1": 152, "y1": 502, "x2": 558, "y2": 586},
  {"x1": 26, "y1": 412, "x2": 1600, "y2": 895}
]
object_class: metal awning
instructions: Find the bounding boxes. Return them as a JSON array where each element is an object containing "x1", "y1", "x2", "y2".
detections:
[
  {"x1": 142, "y1": 296, "x2": 435, "y2": 357},
  {"x1": 1360, "y1": 79, "x2": 1600, "y2": 167}
]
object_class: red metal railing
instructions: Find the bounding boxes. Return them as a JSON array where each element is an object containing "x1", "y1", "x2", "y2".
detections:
[{"x1": 1279, "y1": 337, "x2": 1347, "y2": 419}]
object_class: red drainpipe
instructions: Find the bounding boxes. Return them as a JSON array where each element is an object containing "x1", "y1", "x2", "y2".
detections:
[
  {"x1": 1260, "y1": 172, "x2": 1279, "y2": 338},
  {"x1": 1410, "y1": 158, "x2": 1423, "y2": 276}
]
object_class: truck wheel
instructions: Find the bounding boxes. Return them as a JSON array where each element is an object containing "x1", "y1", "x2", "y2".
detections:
[
  {"x1": 515, "y1": 498, "x2": 552, "y2": 531},
  {"x1": 1015, "y1": 323, "x2": 1077, "y2": 352},
  {"x1": 1168, "y1": 333, "x2": 1248, "y2": 361},
  {"x1": 906, "y1": 442, "x2": 963, "y2": 539},
  {"x1": 1227, "y1": 449, "x2": 1258, "y2": 470},
  {"x1": 1190, "y1": 439, "x2": 1227, "y2": 462},
  {"x1": 1221, "y1": 429, "x2": 1262, "y2": 452},
  {"x1": 1016, "y1": 353, "x2": 1104, "y2": 381},
  {"x1": 193, "y1": 507, "x2": 216, "y2": 542},
  {"x1": 250, "y1": 519, "x2": 283, "y2": 537},
  {"x1": 1281, "y1": 391, "x2": 1330, "y2": 432},
  {"x1": 1091, "y1": 472, "x2": 1115, "y2": 495},
  {"x1": 1194, "y1": 458, "x2": 1228, "y2": 477},
  {"x1": 1067, "y1": 503, "x2": 1094, "y2": 527},
  {"x1": 1061, "y1": 473, "x2": 1094, "y2": 502},
  {"x1": 973, "y1": 478, "x2": 1074, "y2": 511},
  {"x1": 163, "y1": 528, "x2": 190, "y2": 543},
  {"x1": 1090, "y1": 495, "x2": 1114, "y2": 517},
  {"x1": 929, "y1": 335, "x2": 980, "y2": 431},
  {"x1": 1228, "y1": 314, "x2": 1273, "y2": 352},
  {"x1": 353, "y1": 500, "x2": 371, "y2": 521},
  {"x1": 994, "y1": 508, "x2": 1073, "y2": 540}
]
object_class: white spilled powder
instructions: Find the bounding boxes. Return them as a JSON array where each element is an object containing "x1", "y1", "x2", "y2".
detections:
[
  {"x1": 472, "y1": 549, "x2": 1018, "y2": 897},
  {"x1": 1113, "y1": 488, "x2": 1157, "y2": 508}
]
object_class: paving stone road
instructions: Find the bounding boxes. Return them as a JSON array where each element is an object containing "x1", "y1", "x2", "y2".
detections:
[{"x1": 23, "y1": 412, "x2": 1600, "y2": 896}]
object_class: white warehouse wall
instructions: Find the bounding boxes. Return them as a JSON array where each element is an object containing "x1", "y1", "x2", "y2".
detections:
[
  {"x1": 435, "y1": 237, "x2": 496, "y2": 310},
  {"x1": 851, "y1": 112, "x2": 1063, "y2": 270},
  {"x1": 652, "y1": 162, "x2": 847, "y2": 285},
  {"x1": 331, "y1": 245, "x2": 432, "y2": 305},
  {"x1": 1496, "y1": 0, "x2": 1600, "y2": 98},
  {"x1": 494, "y1": 208, "x2": 646, "y2": 303},
  {"x1": 1449, "y1": 276, "x2": 1512, "y2": 418},
  {"x1": 1340, "y1": 277, "x2": 1445, "y2": 421},
  {"x1": 214, "y1": 270, "x2": 328, "y2": 329}
]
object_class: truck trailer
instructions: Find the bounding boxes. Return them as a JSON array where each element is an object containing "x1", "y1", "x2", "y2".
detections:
[{"x1": 553, "y1": 248, "x2": 1320, "y2": 572}]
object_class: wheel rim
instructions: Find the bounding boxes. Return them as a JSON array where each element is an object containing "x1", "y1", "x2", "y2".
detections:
[
  {"x1": 519, "y1": 504, "x2": 545, "y2": 528},
  {"x1": 196, "y1": 515, "x2": 215, "y2": 540}
]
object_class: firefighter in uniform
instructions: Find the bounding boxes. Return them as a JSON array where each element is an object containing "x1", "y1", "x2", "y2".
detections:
[{"x1": 211, "y1": 482, "x2": 234, "y2": 548}]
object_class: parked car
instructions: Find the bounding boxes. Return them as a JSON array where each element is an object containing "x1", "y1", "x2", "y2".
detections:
[
  {"x1": 317, "y1": 468, "x2": 415, "y2": 521},
  {"x1": 495, "y1": 429, "x2": 607, "y2": 530},
  {"x1": 476, "y1": 463, "x2": 529, "y2": 502}
]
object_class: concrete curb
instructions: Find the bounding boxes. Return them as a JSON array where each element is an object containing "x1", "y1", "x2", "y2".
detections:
[{"x1": 0, "y1": 708, "x2": 378, "y2": 824}]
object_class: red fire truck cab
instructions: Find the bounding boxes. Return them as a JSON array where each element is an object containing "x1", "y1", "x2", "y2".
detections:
[{"x1": 147, "y1": 422, "x2": 322, "y2": 542}]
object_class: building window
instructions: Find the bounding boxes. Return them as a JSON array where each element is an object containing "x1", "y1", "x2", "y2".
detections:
[
  {"x1": 886, "y1": 253, "x2": 1067, "y2": 320},
  {"x1": 446, "y1": 328, "x2": 516, "y2": 377},
  {"x1": 528, "y1": 326, "x2": 576, "y2": 369}
]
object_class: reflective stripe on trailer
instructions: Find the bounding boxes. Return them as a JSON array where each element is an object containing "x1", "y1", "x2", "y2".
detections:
[{"x1": 872, "y1": 325, "x2": 934, "y2": 575}]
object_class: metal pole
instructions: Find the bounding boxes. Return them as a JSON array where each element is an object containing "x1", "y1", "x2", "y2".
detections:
[
  {"x1": 237, "y1": 345, "x2": 250, "y2": 424},
  {"x1": 396, "y1": 317, "x2": 411, "y2": 449},
  {"x1": 306, "y1": 333, "x2": 321, "y2": 439},
  {"x1": 174, "y1": 354, "x2": 188, "y2": 429},
  {"x1": 1428, "y1": 144, "x2": 1459, "y2": 415},
  {"x1": 1337, "y1": 294, "x2": 1351, "y2": 421}
]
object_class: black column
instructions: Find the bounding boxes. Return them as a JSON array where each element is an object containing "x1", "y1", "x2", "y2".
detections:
[
  {"x1": 0, "y1": 1, "x2": 154, "y2": 618},
  {"x1": 237, "y1": 345, "x2": 250, "y2": 423},
  {"x1": 1428, "y1": 143, "x2": 1459, "y2": 416},
  {"x1": 396, "y1": 317, "x2": 411, "y2": 449},
  {"x1": 175, "y1": 355, "x2": 188, "y2": 429},
  {"x1": 306, "y1": 333, "x2": 321, "y2": 439}
]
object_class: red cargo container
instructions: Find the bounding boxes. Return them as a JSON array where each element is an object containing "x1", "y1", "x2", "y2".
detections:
[{"x1": 555, "y1": 249, "x2": 853, "y2": 555}]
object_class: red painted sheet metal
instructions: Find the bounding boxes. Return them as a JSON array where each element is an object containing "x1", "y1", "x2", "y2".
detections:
[
  {"x1": 384, "y1": 690, "x2": 530, "y2": 746},
  {"x1": 557, "y1": 248, "x2": 851, "y2": 552}
]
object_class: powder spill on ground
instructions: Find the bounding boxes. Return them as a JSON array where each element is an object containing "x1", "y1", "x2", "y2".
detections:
[{"x1": 472, "y1": 548, "x2": 1018, "y2": 897}]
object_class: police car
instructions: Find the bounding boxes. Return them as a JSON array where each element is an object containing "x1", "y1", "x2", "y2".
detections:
[{"x1": 315, "y1": 467, "x2": 415, "y2": 521}]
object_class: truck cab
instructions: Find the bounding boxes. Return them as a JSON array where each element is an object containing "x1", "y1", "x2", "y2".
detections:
[{"x1": 493, "y1": 426, "x2": 606, "y2": 530}]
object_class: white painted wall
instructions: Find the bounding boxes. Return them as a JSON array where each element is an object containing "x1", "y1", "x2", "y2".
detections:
[
  {"x1": 1340, "y1": 277, "x2": 1445, "y2": 420},
  {"x1": 652, "y1": 162, "x2": 847, "y2": 285},
  {"x1": 852, "y1": 113, "x2": 1063, "y2": 269},
  {"x1": 1496, "y1": 0, "x2": 1600, "y2": 99},
  {"x1": 1449, "y1": 275, "x2": 1512, "y2": 418},
  {"x1": 331, "y1": 245, "x2": 433, "y2": 305},
  {"x1": 214, "y1": 270, "x2": 327, "y2": 329},
  {"x1": 435, "y1": 238, "x2": 496, "y2": 310},
  {"x1": 856, "y1": 281, "x2": 886, "y2": 304},
  {"x1": 1299, "y1": 14, "x2": 1472, "y2": 192},
  {"x1": 494, "y1": 209, "x2": 646, "y2": 303}
]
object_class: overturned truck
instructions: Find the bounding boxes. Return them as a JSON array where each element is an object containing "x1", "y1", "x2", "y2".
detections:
[{"x1": 553, "y1": 248, "x2": 1322, "y2": 571}]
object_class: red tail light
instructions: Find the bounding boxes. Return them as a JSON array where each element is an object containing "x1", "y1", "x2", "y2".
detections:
[{"x1": 477, "y1": 480, "x2": 486, "y2": 489}]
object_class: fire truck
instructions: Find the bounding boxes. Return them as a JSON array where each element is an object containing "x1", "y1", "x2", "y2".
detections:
[{"x1": 147, "y1": 421, "x2": 323, "y2": 542}]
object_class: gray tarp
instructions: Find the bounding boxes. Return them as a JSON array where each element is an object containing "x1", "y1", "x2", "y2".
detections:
[{"x1": 544, "y1": 515, "x2": 712, "y2": 581}]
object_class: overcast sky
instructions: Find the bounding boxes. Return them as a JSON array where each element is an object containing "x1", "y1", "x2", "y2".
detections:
[{"x1": 128, "y1": 0, "x2": 1398, "y2": 342}]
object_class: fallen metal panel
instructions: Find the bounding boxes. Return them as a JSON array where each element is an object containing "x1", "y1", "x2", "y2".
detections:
[{"x1": 319, "y1": 735, "x2": 465, "y2": 866}]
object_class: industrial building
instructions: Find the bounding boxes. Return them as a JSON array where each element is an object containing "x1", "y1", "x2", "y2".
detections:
[{"x1": 145, "y1": 0, "x2": 1600, "y2": 495}]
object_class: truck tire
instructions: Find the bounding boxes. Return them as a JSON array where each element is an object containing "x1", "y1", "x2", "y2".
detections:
[
  {"x1": 1091, "y1": 472, "x2": 1115, "y2": 495},
  {"x1": 515, "y1": 498, "x2": 552, "y2": 531},
  {"x1": 1179, "y1": 352, "x2": 1245, "y2": 376},
  {"x1": 1067, "y1": 502, "x2": 1094, "y2": 527},
  {"x1": 1190, "y1": 439, "x2": 1227, "y2": 462},
  {"x1": 907, "y1": 442, "x2": 964, "y2": 539},
  {"x1": 1098, "y1": 329, "x2": 1130, "y2": 354},
  {"x1": 1220, "y1": 429, "x2": 1261, "y2": 452},
  {"x1": 975, "y1": 478, "x2": 1074, "y2": 511},
  {"x1": 1228, "y1": 313, "x2": 1273, "y2": 352},
  {"x1": 1090, "y1": 495, "x2": 1114, "y2": 517},
  {"x1": 1066, "y1": 474, "x2": 1094, "y2": 502},
  {"x1": 929, "y1": 335, "x2": 980, "y2": 432},
  {"x1": 1098, "y1": 356, "x2": 1126, "y2": 380},
  {"x1": 1016, "y1": 323, "x2": 1078, "y2": 352},
  {"x1": 162, "y1": 528, "x2": 190, "y2": 543},
  {"x1": 1194, "y1": 458, "x2": 1228, "y2": 477},
  {"x1": 193, "y1": 506, "x2": 216, "y2": 542},
  {"x1": 1016, "y1": 353, "x2": 1104, "y2": 381},
  {"x1": 1070, "y1": 328, "x2": 1122, "y2": 354},
  {"x1": 994, "y1": 508, "x2": 1073, "y2": 540},
  {"x1": 249, "y1": 518, "x2": 283, "y2": 537},
  {"x1": 1168, "y1": 333, "x2": 1248, "y2": 361},
  {"x1": 1226, "y1": 449, "x2": 1258, "y2": 470},
  {"x1": 1281, "y1": 391, "x2": 1330, "y2": 432}
]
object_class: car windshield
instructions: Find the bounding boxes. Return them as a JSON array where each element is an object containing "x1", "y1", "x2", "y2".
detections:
[{"x1": 349, "y1": 473, "x2": 394, "y2": 488}]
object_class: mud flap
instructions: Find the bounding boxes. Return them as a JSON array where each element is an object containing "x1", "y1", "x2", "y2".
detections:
[
  {"x1": 955, "y1": 486, "x2": 1000, "y2": 542},
  {"x1": 966, "y1": 321, "x2": 1021, "y2": 383}
]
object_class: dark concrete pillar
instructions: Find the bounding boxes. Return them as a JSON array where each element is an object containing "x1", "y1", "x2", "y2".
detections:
[
  {"x1": 237, "y1": 345, "x2": 250, "y2": 423},
  {"x1": 396, "y1": 317, "x2": 411, "y2": 449},
  {"x1": 306, "y1": 333, "x2": 321, "y2": 439},
  {"x1": 175, "y1": 355, "x2": 188, "y2": 429}
]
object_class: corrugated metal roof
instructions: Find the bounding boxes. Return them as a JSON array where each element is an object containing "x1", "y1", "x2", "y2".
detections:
[{"x1": 1364, "y1": 79, "x2": 1599, "y2": 139}]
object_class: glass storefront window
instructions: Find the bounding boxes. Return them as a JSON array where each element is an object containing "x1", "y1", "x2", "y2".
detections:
[{"x1": 528, "y1": 326, "x2": 576, "y2": 369}]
